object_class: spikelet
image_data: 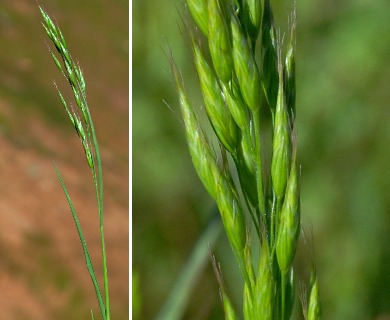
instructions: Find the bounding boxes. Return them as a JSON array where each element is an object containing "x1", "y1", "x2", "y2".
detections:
[
  {"x1": 211, "y1": 255, "x2": 239, "y2": 320},
  {"x1": 171, "y1": 62, "x2": 220, "y2": 200},
  {"x1": 243, "y1": 283, "x2": 254, "y2": 319},
  {"x1": 255, "y1": 238, "x2": 274, "y2": 320},
  {"x1": 215, "y1": 171, "x2": 247, "y2": 259},
  {"x1": 186, "y1": 0, "x2": 209, "y2": 36},
  {"x1": 208, "y1": 0, "x2": 233, "y2": 83},
  {"x1": 193, "y1": 41, "x2": 238, "y2": 154},
  {"x1": 231, "y1": 14, "x2": 261, "y2": 112},
  {"x1": 275, "y1": 145, "x2": 300, "y2": 275},
  {"x1": 221, "y1": 80, "x2": 249, "y2": 131},
  {"x1": 284, "y1": 9, "x2": 296, "y2": 123},
  {"x1": 271, "y1": 42, "x2": 291, "y2": 200},
  {"x1": 283, "y1": 267, "x2": 296, "y2": 320},
  {"x1": 242, "y1": 0, "x2": 263, "y2": 46},
  {"x1": 173, "y1": 59, "x2": 247, "y2": 260},
  {"x1": 307, "y1": 271, "x2": 322, "y2": 320},
  {"x1": 261, "y1": 0, "x2": 278, "y2": 111},
  {"x1": 222, "y1": 289, "x2": 239, "y2": 320}
]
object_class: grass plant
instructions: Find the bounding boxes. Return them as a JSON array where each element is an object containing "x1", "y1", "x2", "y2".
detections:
[
  {"x1": 169, "y1": 0, "x2": 322, "y2": 318},
  {"x1": 39, "y1": 7, "x2": 110, "y2": 320}
]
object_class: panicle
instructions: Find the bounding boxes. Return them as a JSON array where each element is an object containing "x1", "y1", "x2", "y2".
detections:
[{"x1": 171, "y1": 1, "x2": 321, "y2": 319}]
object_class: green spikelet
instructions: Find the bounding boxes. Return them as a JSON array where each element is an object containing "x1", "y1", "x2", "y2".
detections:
[
  {"x1": 221, "y1": 288, "x2": 239, "y2": 320},
  {"x1": 271, "y1": 44, "x2": 291, "y2": 200},
  {"x1": 171, "y1": 62, "x2": 219, "y2": 200},
  {"x1": 308, "y1": 272, "x2": 322, "y2": 320},
  {"x1": 284, "y1": 10, "x2": 296, "y2": 122},
  {"x1": 215, "y1": 172, "x2": 247, "y2": 259},
  {"x1": 242, "y1": 0, "x2": 262, "y2": 47},
  {"x1": 231, "y1": 14, "x2": 261, "y2": 112},
  {"x1": 221, "y1": 80, "x2": 249, "y2": 131},
  {"x1": 186, "y1": 0, "x2": 209, "y2": 36},
  {"x1": 255, "y1": 238, "x2": 274, "y2": 320},
  {"x1": 243, "y1": 283, "x2": 254, "y2": 320},
  {"x1": 276, "y1": 151, "x2": 300, "y2": 274},
  {"x1": 283, "y1": 267, "x2": 295, "y2": 320},
  {"x1": 208, "y1": 0, "x2": 233, "y2": 83},
  {"x1": 261, "y1": 0, "x2": 278, "y2": 111},
  {"x1": 193, "y1": 41, "x2": 238, "y2": 153}
]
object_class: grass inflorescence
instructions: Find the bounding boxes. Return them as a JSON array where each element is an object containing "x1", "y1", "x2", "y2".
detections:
[
  {"x1": 170, "y1": 0, "x2": 322, "y2": 318},
  {"x1": 40, "y1": 7, "x2": 110, "y2": 320}
]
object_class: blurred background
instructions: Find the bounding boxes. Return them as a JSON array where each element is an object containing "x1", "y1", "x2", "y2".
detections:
[
  {"x1": 133, "y1": 0, "x2": 390, "y2": 319},
  {"x1": 0, "y1": 1, "x2": 128, "y2": 319}
]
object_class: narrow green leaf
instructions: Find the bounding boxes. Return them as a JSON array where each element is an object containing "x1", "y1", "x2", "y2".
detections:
[{"x1": 54, "y1": 163, "x2": 107, "y2": 320}]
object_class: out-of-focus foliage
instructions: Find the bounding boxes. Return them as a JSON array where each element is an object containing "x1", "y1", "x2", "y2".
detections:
[{"x1": 133, "y1": 0, "x2": 390, "y2": 319}]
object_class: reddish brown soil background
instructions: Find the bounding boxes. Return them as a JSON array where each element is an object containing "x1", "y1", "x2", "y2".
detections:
[{"x1": 0, "y1": 2, "x2": 129, "y2": 319}]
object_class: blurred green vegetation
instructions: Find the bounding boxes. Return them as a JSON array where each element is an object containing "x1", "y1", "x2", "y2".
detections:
[{"x1": 133, "y1": 0, "x2": 390, "y2": 319}]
